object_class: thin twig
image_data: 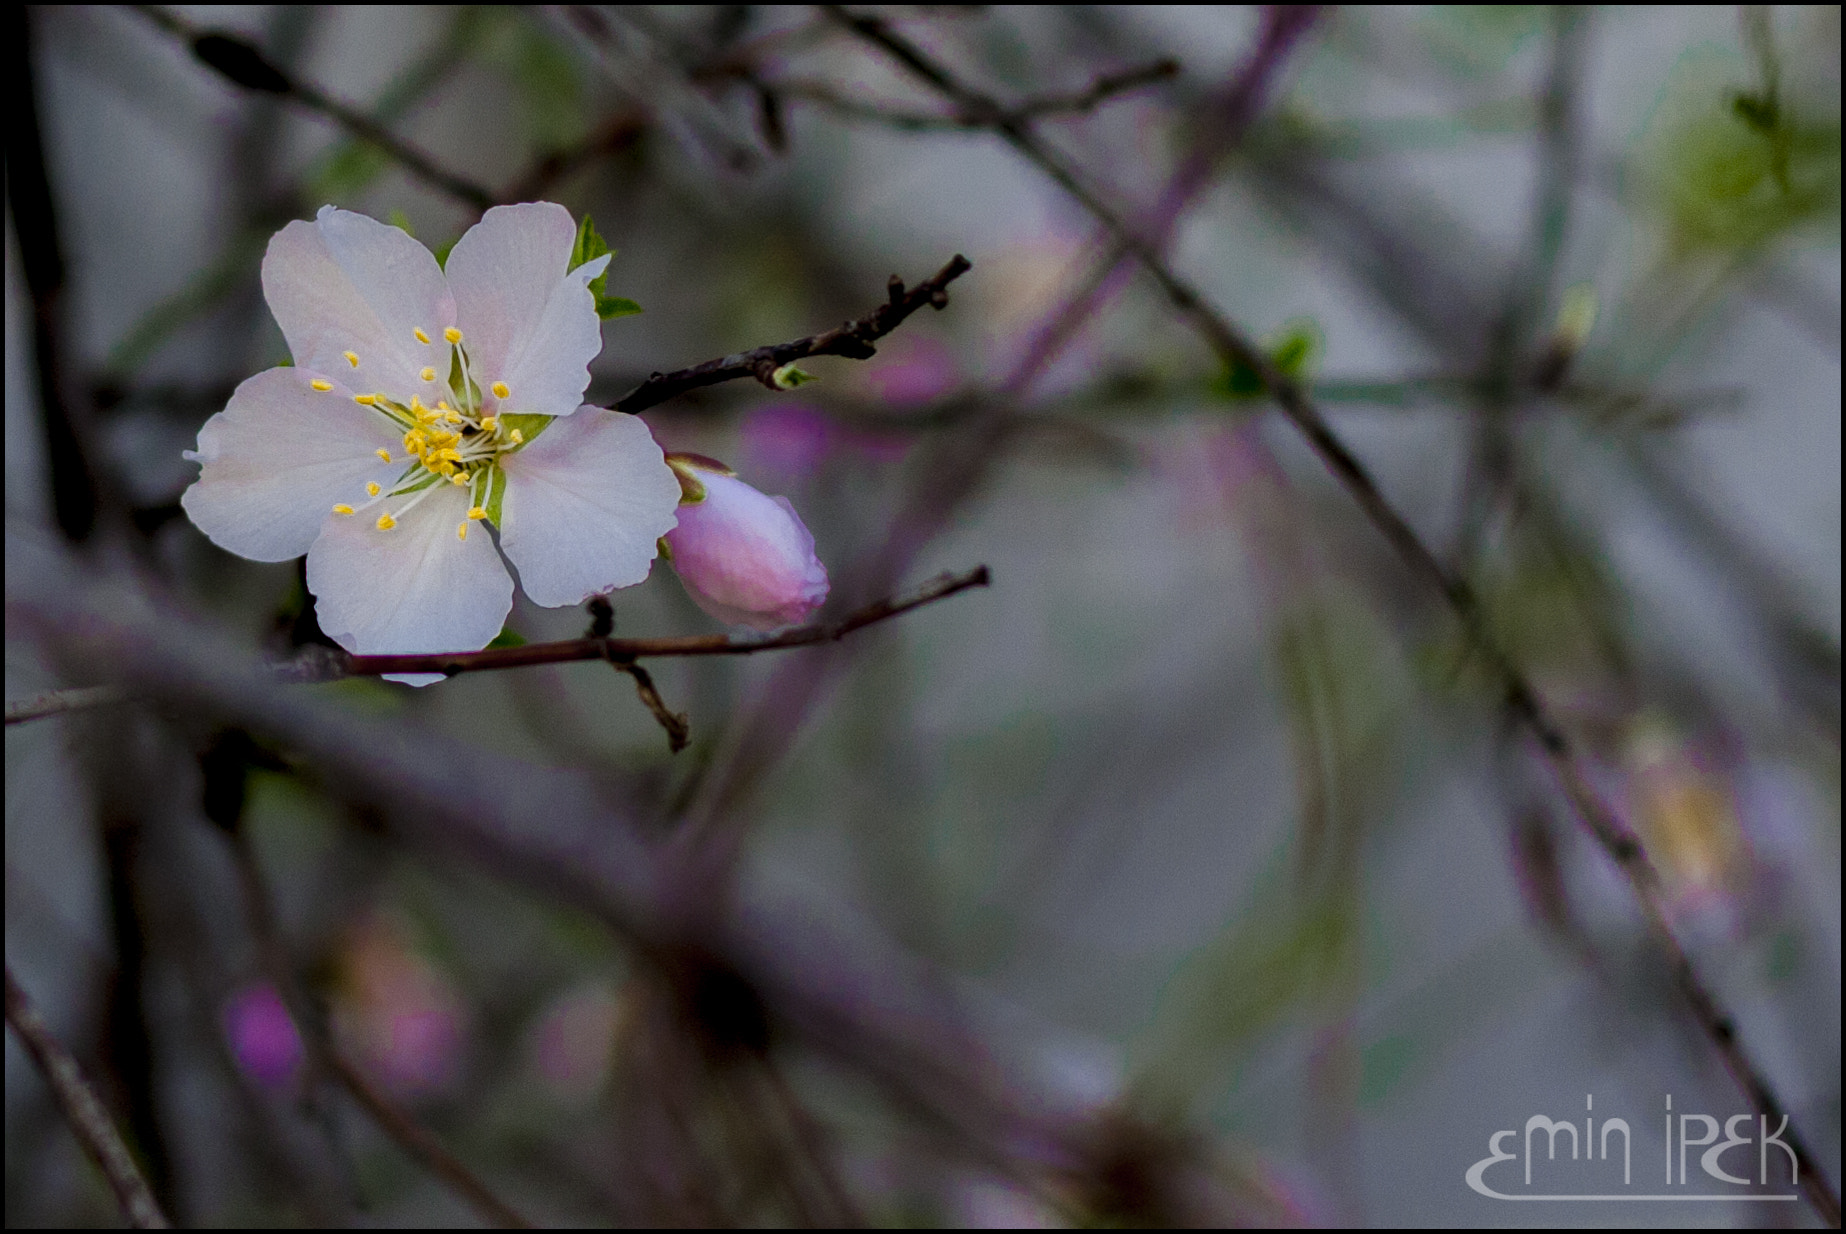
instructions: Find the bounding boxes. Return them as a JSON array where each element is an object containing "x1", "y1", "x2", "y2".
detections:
[
  {"x1": 6, "y1": 967, "x2": 171, "y2": 1230},
  {"x1": 132, "y1": 6, "x2": 497, "y2": 210},
  {"x1": 610, "y1": 659, "x2": 692, "y2": 753},
  {"x1": 223, "y1": 822, "x2": 534, "y2": 1229},
  {"x1": 4, "y1": 569, "x2": 991, "y2": 722},
  {"x1": 316, "y1": 566, "x2": 990, "y2": 681},
  {"x1": 831, "y1": 8, "x2": 1844, "y2": 1226},
  {"x1": 613, "y1": 256, "x2": 972, "y2": 415}
]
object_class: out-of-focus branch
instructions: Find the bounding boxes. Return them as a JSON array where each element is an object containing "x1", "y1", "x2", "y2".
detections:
[
  {"x1": 761, "y1": 57, "x2": 1177, "y2": 131},
  {"x1": 5, "y1": 967, "x2": 171, "y2": 1230},
  {"x1": 132, "y1": 6, "x2": 498, "y2": 211},
  {"x1": 613, "y1": 256, "x2": 972, "y2": 414},
  {"x1": 6, "y1": 685, "x2": 131, "y2": 726},
  {"x1": 833, "y1": 8, "x2": 1844, "y2": 1227},
  {"x1": 9, "y1": 7, "x2": 108, "y2": 541}
]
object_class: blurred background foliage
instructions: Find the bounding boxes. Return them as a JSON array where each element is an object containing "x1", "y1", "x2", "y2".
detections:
[{"x1": 6, "y1": 4, "x2": 1839, "y2": 1227}]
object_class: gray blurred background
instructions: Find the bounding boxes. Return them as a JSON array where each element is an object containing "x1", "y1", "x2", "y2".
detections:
[{"x1": 6, "y1": 5, "x2": 1840, "y2": 1227}]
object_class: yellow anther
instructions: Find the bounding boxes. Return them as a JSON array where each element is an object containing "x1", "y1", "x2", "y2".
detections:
[
  {"x1": 466, "y1": 506, "x2": 487, "y2": 520},
  {"x1": 343, "y1": 351, "x2": 360, "y2": 368},
  {"x1": 310, "y1": 378, "x2": 333, "y2": 392},
  {"x1": 366, "y1": 482, "x2": 381, "y2": 497},
  {"x1": 375, "y1": 448, "x2": 392, "y2": 462},
  {"x1": 332, "y1": 504, "x2": 355, "y2": 516},
  {"x1": 437, "y1": 400, "x2": 451, "y2": 411},
  {"x1": 509, "y1": 429, "x2": 524, "y2": 444},
  {"x1": 480, "y1": 416, "x2": 498, "y2": 431},
  {"x1": 444, "y1": 411, "x2": 464, "y2": 424},
  {"x1": 414, "y1": 327, "x2": 431, "y2": 344},
  {"x1": 457, "y1": 522, "x2": 468, "y2": 541},
  {"x1": 430, "y1": 448, "x2": 463, "y2": 463},
  {"x1": 490, "y1": 381, "x2": 510, "y2": 400},
  {"x1": 449, "y1": 472, "x2": 469, "y2": 486},
  {"x1": 420, "y1": 367, "x2": 437, "y2": 382},
  {"x1": 354, "y1": 393, "x2": 377, "y2": 405},
  {"x1": 376, "y1": 513, "x2": 397, "y2": 531},
  {"x1": 443, "y1": 327, "x2": 463, "y2": 344}
]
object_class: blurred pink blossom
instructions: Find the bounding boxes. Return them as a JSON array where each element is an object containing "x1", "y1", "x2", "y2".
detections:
[
  {"x1": 223, "y1": 983, "x2": 304, "y2": 1089},
  {"x1": 332, "y1": 915, "x2": 466, "y2": 1099},
  {"x1": 527, "y1": 981, "x2": 623, "y2": 1104}
]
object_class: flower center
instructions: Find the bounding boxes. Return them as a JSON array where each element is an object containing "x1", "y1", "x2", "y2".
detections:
[{"x1": 323, "y1": 330, "x2": 541, "y2": 542}]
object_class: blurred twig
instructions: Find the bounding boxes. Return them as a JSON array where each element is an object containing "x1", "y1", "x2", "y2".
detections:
[
  {"x1": 833, "y1": 7, "x2": 1844, "y2": 1226},
  {"x1": 5, "y1": 967, "x2": 171, "y2": 1230},
  {"x1": 131, "y1": 6, "x2": 498, "y2": 210},
  {"x1": 613, "y1": 256, "x2": 973, "y2": 414},
  {"x1": 759, "y1": 56, "x2": 1177, "y2": 131}
]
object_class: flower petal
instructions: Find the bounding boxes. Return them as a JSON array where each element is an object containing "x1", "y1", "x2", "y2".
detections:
[
  {"x1": 497, "y1": 407, "x2": 681, "y2": 606},
  {"x1": 263, "y1": 207, "x2": 454, "y2": 404},
  {"x1": 182, "y1": 368, "x2": 404, "y2": 561},
  {"x1": 306, "y1": 481, "x2": 512, "y2": 668},
  {"x1": 444, "y1": 203, "x2": 610, "y2": 419}
]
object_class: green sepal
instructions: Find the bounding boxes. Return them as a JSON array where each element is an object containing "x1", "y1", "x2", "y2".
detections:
[
  {"x1": 475, "y1": 463, "x2": 509, "y2": 528},
  {"x1": 485, "y1": 624, "x2": 527, "y2": 650},
  {"x1": 433, "y1": 237, "x2": 458, "y2": 270},
  {"x1": 1210, "y1": 318, "x2": 1323, "y2": 402},
  {"x1": 497, "y1": 413, "x2": 553, "y2": 447},
  {"x1": 388, "y1": 209, "x2": 416, "y2": 238},
  {"x1": 571, "y1": 214, "x2": 642, "y2": 320}
]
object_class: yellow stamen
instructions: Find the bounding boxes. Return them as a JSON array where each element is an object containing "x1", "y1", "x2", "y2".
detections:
[
  {"x1": 354, "y1": 393, "x2": 376, "y2": 405},
  {"x1": 332, "y1": 504, "x2": 354, "y2": 515},
  {"x1": 366, "y1": 482, "x2": 381, "y2": 497},
  {"x1": 444, "y1": 412, "x2": 464, "y2": 424},
  {"x1": 376, "y1": 513, "x2": 397, "y2": 531},
  {"x1": 443, "y1": 327, "x2": 463, "y2": 344},
  {"x1": 449, "y1": 472, "x2": 469, "y2": 485},
  {"x1": 375, "y1": 448, "x2": 392, "y2": 462},
  {"x1": 414, "y1": 327, "x2": 431, "y2": 344},
  {"x1": 480, "y1": 416, "x2": 498, "y2": 431},
  {"x1": 310, "y1": 379, "x2": 333, "y2": 392},
  {"x1": 490, "y1": 381, "x2": 510, "y2": 400},
  {"x1": 437, "y1": 400, "x2": 451, "y2": 411},
  {"x1": 509, "y1": 429, "x2": 523, "y2": 444},
  {"x1": 466, "y1": 506, "x2": 487, "y2": 520},
  {"x1": 343, "y1": 351, "x2": 360, "y2": 368},
  {"x1": 457, "y1": 522, "x2": 468, "y2": 541},
  {"x1": 420, "y1": 367, "x2": 437, "y2": 382}
]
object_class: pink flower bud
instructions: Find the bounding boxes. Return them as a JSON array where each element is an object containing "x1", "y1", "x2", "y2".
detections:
[{"x1": 664, "y1": 454, "x2": 829, "y2": 630}]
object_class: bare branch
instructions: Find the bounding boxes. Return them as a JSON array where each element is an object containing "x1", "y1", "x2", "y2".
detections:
[
  {"x1": 613, "y1": 256, "x2": 972, "y2": 415},
  {"x1": 611, "y1": 660, "x2": 692, "y2": 753},
  {"x1": 7, "y1": 685, "x2": 131, "y2": 725},
  {"x1": 831, "y1": 8, "x2": 1844, "y2": 1226},
  {"x1": 6, "y1": 967, "x2": 171, "y2": 1230}
]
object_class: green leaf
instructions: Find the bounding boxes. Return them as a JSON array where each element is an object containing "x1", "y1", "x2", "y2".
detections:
[
  {"x1": 387, "y1": 209, "x2": 416, "y2": 238},
  {"x1": 571, "y1": 215, "x2": 642, "y2": 320},
  {"x1": 1209, "y1": 317, "x2": 1323, "y2": 402},
  {"x1": 485, "y1": 624, "x2": 527, "y2": 650},
  {"x1": 433, "y1": 237, "x2": 457, "y2": 270},
  {"x1": 771, "y1": 363, "x2": 816, "y2": 389}
]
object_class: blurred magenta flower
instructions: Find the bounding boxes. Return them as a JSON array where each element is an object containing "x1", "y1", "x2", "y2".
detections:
[
  {"x1": 333, "y1": 915, "x2": 466, "y2": 1099},
  {"x1": 663, "y1": 453, "x2": 829, "y2": 631},
  {"x1": 224, "y1": 983, "x2": 305, "y2": 1089},
  {"x1": 527, "y1": 981, "x2": 622, "y2": 1104}
]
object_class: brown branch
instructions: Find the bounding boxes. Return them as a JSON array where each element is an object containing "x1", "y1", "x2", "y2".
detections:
[
  {"x1": 4, "y1": 569, "x2": 991, "y2": 722},
  {"x1": 6, "y1": 967, "x2": 171, "y2": 1230},
  {"x1": 223, "y1": 822, "x2": 533, "y2": 1229},
  {"x1": 314, "y1": 566, "x2": 989, "y2": 681},
  {"x1": 612, "y1": 256, "x2": 971, "y2": 415},
  {"x1": 761, "y1": 57, "x2": 1177, "y2": 131},
  {"x1": 132, "y1": 6, "x2": 497, "y2": 211},
  {"x1": 830, "y1": 8, "x2": 1845, "y2": 1227}
]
